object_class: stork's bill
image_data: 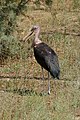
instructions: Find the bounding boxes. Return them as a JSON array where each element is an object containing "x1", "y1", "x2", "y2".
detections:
[{"x1": 23, "y1": 31, "x2": 33, "y2": 41}]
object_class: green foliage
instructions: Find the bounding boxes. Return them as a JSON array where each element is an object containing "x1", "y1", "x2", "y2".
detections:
[
  {"x1": 45, "y1": 0, "x2": 53, "y2": 7},
  {"x1": 0, "y1": 0, "x2": 28, "y2": 61},
  {"x1": 0, "y1": 35, "x2": 21, "y2": 59}
]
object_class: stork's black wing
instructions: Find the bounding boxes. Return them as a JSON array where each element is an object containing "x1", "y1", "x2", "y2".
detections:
[{"x1": 34, "y1": 42, "x2": 60, "y2": 79}]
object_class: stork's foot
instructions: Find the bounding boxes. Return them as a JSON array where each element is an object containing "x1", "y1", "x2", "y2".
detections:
[{"x1": 48, "y1": 90, "x2": 50, "y2": 95}]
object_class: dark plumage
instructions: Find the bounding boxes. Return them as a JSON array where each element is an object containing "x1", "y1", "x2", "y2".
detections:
[
  {"x1": 23, "y1": 25, "x2": 60, "y2": 94},
  {"x1": 34, "y1": 42, "x2": 60, "y2": 79}
]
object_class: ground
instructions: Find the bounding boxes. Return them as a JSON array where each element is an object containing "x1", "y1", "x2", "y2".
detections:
[{"x1": 0, "y1": 3, "x2": 80, "y2": 120}]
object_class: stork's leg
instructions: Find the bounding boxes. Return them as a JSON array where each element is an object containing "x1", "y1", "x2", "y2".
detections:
[
  {"x1": 41, "y1": 67, "x2": 44, "y2": 92},
  {"x1": 48, "y1": 72, "x2": 50, "y2": 95},
  {"x1": 42, "y1": 67, "x2": 44, "y2": 80}
]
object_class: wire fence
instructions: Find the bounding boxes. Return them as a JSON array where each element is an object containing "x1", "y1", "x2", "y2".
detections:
[{"x1": 0, "y1": 31, "x2": 80, "y2": 80}]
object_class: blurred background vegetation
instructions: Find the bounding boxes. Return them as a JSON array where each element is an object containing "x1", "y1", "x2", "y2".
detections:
[
  {"x1": 0, "y1": 0, "x2": 28, "y2": 61},
  {"x1": 0, "y1": 0, "x2": 53, "y2": 61},
  {"x1": 0, "y1": 0, "x2": 80, "y2": 61},
  {"x1": 0, "y1": 0, "x2": 79, "y2": 59}
]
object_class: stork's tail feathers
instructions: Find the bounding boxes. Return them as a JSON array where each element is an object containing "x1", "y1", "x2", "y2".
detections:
[
  {"x1": 50, "y1": 69, "x2": 60, "y2": 80},
  {"x1": 56, "y1": 76, "x2": 60, "y2": 80}
]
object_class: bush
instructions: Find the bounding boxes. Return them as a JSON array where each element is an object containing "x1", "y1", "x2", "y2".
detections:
[
  {"x1": 0, "y1": 34, "x2": 21, "y2": 59},
  {"x1": 0, "y1": 0, "x2": 28, "y2": 61}
]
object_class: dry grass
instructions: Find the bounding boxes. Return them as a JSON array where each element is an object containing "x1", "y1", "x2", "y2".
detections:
[{"x1": 0, "y1": 2, "x2": 80, "y2": 120}]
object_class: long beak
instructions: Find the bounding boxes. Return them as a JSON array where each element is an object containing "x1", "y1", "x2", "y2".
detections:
[{"x1": 23, "y1": 31, "x2": 33, "y2": 41}]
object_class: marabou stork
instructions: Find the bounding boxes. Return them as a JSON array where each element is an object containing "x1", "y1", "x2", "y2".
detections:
[{"x1": 23, "y1": 25, "x2": 60, "y2": 94}]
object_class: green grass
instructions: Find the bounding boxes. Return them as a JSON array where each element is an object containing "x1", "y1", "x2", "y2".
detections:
[{"x1": 0, "y1": 79, "x2": 80, "y2": 120}]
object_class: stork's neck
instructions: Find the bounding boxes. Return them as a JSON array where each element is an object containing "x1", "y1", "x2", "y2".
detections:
[{"x1": 34, "y1": 30, "x2": 42, "y2": 45}]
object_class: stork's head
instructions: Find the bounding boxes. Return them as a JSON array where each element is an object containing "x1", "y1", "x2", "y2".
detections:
[
  {"x1": 23, "y1": 25, "x2": 40, "y2": 41},
  {"x1": 31, "y1": 25, "x2": 40, "y2": 33}
]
